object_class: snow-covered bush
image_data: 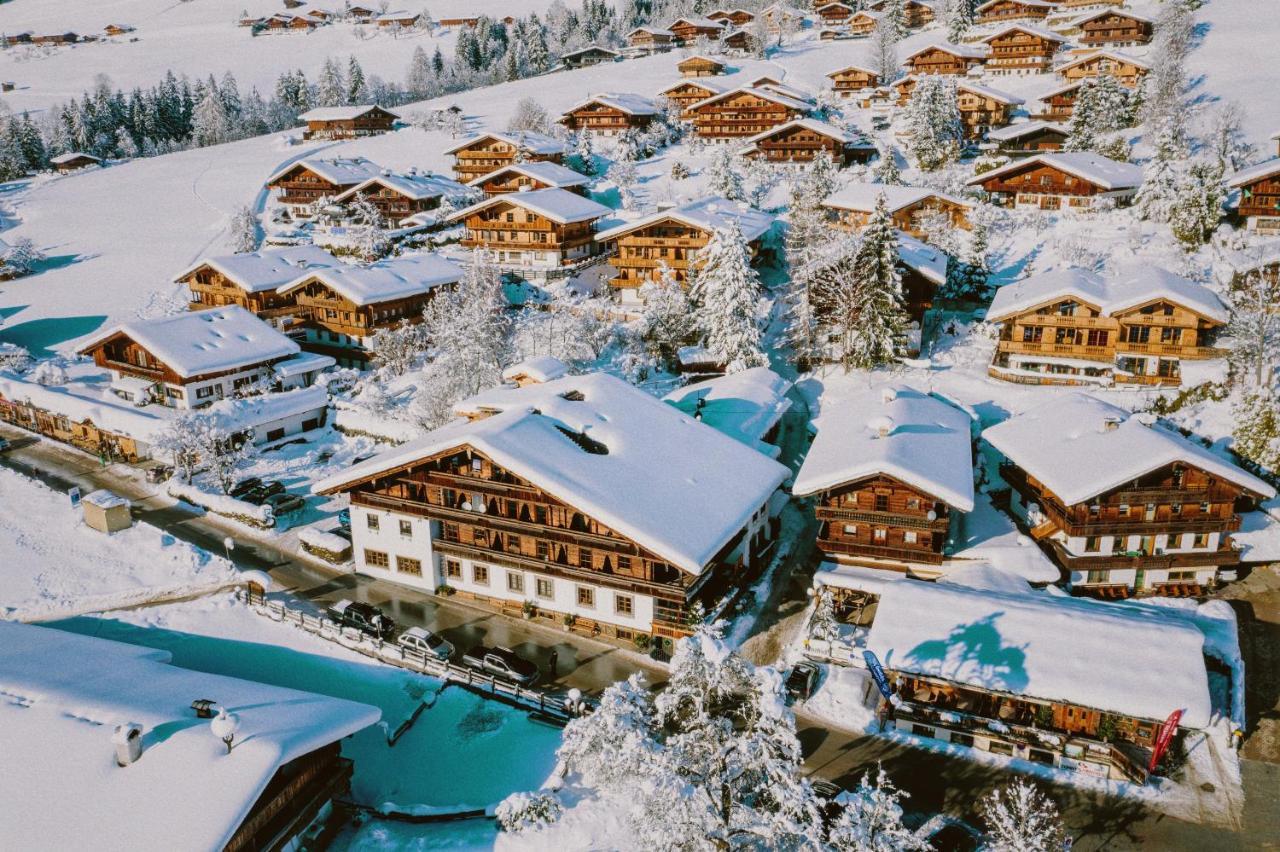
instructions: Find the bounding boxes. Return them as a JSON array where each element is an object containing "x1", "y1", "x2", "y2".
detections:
[
  {"x1": 30, "y1": 360, "x2": 68, "y2": 386},
  {"x1": 980, "y1": 780, "x2": 1064, "y2": 852},
  {"x1": 0, "y1": 342, "x2": 33, "y2": 373},
  {"x1": 495, "y1": 790, "x2": 564, "y2": 833}
]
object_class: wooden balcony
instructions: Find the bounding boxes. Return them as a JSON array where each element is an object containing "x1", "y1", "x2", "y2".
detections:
[
  {"x1": 816, "y1": 537, "x2": 945, "y2": 565},
  {"x1": 1049, "y1": 539, "x2": 1242, "y2": 571},
  {"x1": 101, "y1": 358, "x2": 165, "y2": 379},
  {"x1": 817, "y1": 505, "x2": 951, "y2": 532},
  {"x1": 1114, "y1": 341, "x2": 1227, "y2": 359},
  {"x1": 997, "y1": 340, "x2": 1113, "y2": 362}
]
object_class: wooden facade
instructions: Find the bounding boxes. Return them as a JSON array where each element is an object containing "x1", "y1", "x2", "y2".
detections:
[
  {"x1": 335, "y1": 181, "x2": 443, "y2": 222},
  {"x1": 983, "y1": 27, "x2": 1063, "y2": 74},
  {"x1": 1039, "y1": 83, "x2": 1082, "y2": 120},
  {"x1": 741, "y1": 123, "x2": 871, "y2": 166},
  {"x1": 0, "y1": 395, "x2": 145, "y2": 462},
  {"x1": 1001, "y1": 458, "x2": 1253, "y2": 596},
  {"x1": 976, "y1": 0, "x2": 1053, "y2": 25},
  {"x1": 669, "y1": 19, "x2": 725, "y2": 44},
  {"x1": 973, "y1": 161, "x2": 1129, "y2": 209},
  {"x1": 709, "y1": 9, "x2": 756, "y2": 26},
  {"x1": 603, "y1": 218, "x2": 762, "y2": 291},
  {"x1": 814, "y1": 474, "x2": 955, "y2": 569},
  {"x1": 1079, "y1": 12, "x2": 1154, "y2": 47},
  {"x1": 470, "y1": 169, "x2": 586, "y2": 197},
  {"x1": 956, "y1": 87, "x2": 1019, "y2": 138},
  {"x1": 628, "y1": 28, "x2": 675, "y2": 52},
  {"x1": 816, "y1": 2, "x2": 854, "y2": 24},
  {"x1": 301, "y1": 106, "x2": 396, "y2": 141},
  {"x1": 828, "y1": 195, "x2": 971, "y2": 236},
  {"x1": 905, "y1": 46, "x2": 986, "y2": 76},
  {"x1": 678, "y1": 55, "x2": 726, "y2": 77},
  {"x1": 448, "y1": 136, "x2": 564, "y2": 183},
  {"x1": 662, "y1": 80, "x2": 726, "y2": 115},
  {"x1": 1058, "y1": 53, "x2": 1148, "y2": 88},
  {"x1": 690, "y1": 90, "x2": 807, "y2": 139},
  {"x1": 285, "y1": 277, "x2": 437, "y2": 363},
  {"x1": 459, "y1": 199, "x2": 598, "y2": 264},
  {"x1": 991, "y1": 296, "x2": 1227, "y2": 387},
  {"x1": 267, "y1": 163, "x2": 361, "y2": 210},
  {"x1": 182, "y1": 264, "x2": 297, "y2": 321},
  {"x1": 848, "y1": 11, "x2": 880, "y2": 36},
  {"x1": 559, "y1": 101, "x2": 655, "y2": 135},
  {"x1": 1231, "y1": 165, "x2": 1280, "y2": 234},
  {"x1": 827, "y1": 65, "x2": 880, "y2": 96},
  {"x1": 994, "y1": 124, "x2": 1070, "y2": 155}
]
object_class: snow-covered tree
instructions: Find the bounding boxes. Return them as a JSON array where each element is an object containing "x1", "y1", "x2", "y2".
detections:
[
  {"x1": 154, "y1": 412, "x2": 208, "y2": 483},
  {"x1": 691, "y1": 222, "x2": 768, "y2": 373},
  {"x1": 1, "y1": 237, "x2": 45, "y2": 277},
  {"x1": 1228, "y1": 265, "x2": 1280, "y2": 387},
  {"x1": 495, "y1": 791, "x2": 564, "y2": 834},
  {"x1": 229, "y1": 205, "x2": 258, "y2": 253},
  {"x1": 707, "y1": 144, "x2": 744, "y2": 201},
  {"x1": 569, "y1": 132, "x2": 597, "y2": 176},
  {"x1": 883, "y1": 0, "x2": 909, "y2": 38},
  {"x1": 670, "y1": 158, "x2": 690, "y2": 181},
  {"x1": 980, "y1": 780, "x2": 1065, "y2": 852},
  {"x1": 871, "y1": 16, "x2": 900, "y2": 84},
  {"x1": 1232, "y1": 391, "x2": 1280, "y2": 475},
  {"x1": 1168, "y1": 159, "x2": 1225, "y2": 248},
  {"x1": 368, "y1": 319, "x2": 425, "y2": 376},
  {"x1": 346, "y1": 56, "x2": 368, "y2": 104},
  {"x1": 1135, "y1": 121, "x2": 1186, "y2": 224},
  {"x1": 1206, "y1": 101, "x2": 1255, "y2": 173},
  {"x1": 512, "y1": 301, "x2": 611, "y2": 367},
  {"x1": 316, "y1": 57, "x2": 347, "y2": 108},
  {"x1": 872, "y1": 143, "x2": 904, "y2": 186},
  {"x1": 809, "y1": 588, "x2": 840, "y2": 642},
  {"x1": 941, "y1": 0, "x2": 974, "y2": 42},
  {"x1": 829, "y1": 194, "x2": 907, "y2": 370},
  {"x1": 638, "y1": 263, "x2": 695, "y2": 368},
  {"x1": 904, "y1": 76, "x2": 962, "y2": 171},
  {"x1": 405, "y1": 46, "x2": 435, "y2": 98},
  {"x1": 507, "y1": 97, "x2": 551, "y2": 134},
  {"x1": 608, "y1": 148, "x2": 640, "y2": 210},
  {"x1": 0, "y1": 343, "x2": 33, "y2": 374},
  {"x1": 828, "y1": 766, "x2": 929, "y2": 852},
  {"x1": 558, "y1": 671, "x2": 659, "y2": 788},
  {"x1": 1143, "y1": 2, "x2": 1195, "y2": 132},
  {"x1": 192, "y1": 87, "x2": 232, "y2": 147},
  {"x1": 30, "y1": 360, "x2": 68, "y2": 386},
  {"x1": 348, "y1": 196, "x2": 389, "y2": 259},
  {"x1": 202, "y1": 424, "x2": 253, "y2": 495}
]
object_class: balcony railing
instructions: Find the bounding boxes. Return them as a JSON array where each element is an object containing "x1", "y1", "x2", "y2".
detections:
[
  {"x1": 817, "y1": 505, "x2": 951, "y2": 532},
  {"x1": 1048, "y1": 539, "x2": 1241, "y2": 570},
  {"x1": 816, "y1": 537, "x2": 946, "y2": 565}
]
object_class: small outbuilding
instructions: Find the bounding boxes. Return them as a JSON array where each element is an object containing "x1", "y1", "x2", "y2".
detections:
[{"x1": 82, "y1": 489, "x2": 133, "y2": 533}]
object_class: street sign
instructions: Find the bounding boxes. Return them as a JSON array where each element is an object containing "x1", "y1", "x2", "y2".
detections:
[
  {"x1": 68, "y1": 486, "x2": 81, "y2": 508},
  {"x1": 1148, "y1": 708, "x2": 1184, "y2": 773},
  {"x1": 863, "y1": 650, "x2": 893, "y2": 700}
]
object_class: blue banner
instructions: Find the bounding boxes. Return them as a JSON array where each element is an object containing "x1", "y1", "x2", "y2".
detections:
[{"x1": 863, "y1": 650, "x2": 892, "y2": 700}]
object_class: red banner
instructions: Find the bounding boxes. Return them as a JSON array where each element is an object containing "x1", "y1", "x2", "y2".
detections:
[{"x1": 1148, "y1": 709, "x2": 1184, "y2": 773}]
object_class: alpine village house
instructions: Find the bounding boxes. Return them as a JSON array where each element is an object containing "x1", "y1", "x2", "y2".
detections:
[
  {"x1": 984, "y1": 393, "x2": 1274, "y2": 596},
  {"x1": 179, "y1": 244, "x2": 340, "y2": 326},
  {"x1": 985, "y1": 266, "x2": 1229, "y2": 388},
  {"x1": 443, "y1": 131, "x2": 568, "y2": 183},
  {"x1": 558, "y1": 94, "x2": 660, "y2": 135},
  {"x1": 793, "y1": 386, "x2": 976, "y2": 576},
  {"x1": 980, "y1": 25, "x2": 1067, "y2": 75},
  {"x1": 265, "y1": 157, "x2": 385, "y2": 217},
  {"x1": 467, "y1": 161, "x2": 590, "y2": 197},
  {"x1": 738, "y1": 119, "x2": 874, "y2": 165},
  {"x1": 975, "y1": 0, "x2": 1055, "y2": 25},
  {"x1": 688, "y1": 86, "x2": 811, "y2": 140},
  {"x1": 449, "y1": 188, "x2": 613, "y2": 279},
  {"x1": 1227, "y1": 159, "x2": 1280, "y2": 235},
  {"x1": 296, "y1": 105, "x2": 398, "y2": 140},
  {"x1": 968, "y1": 152, "x2": 1144, "y2": 210},
  {"x1": 1076, "y1": 9, "x2": 1155, "y2": 48},
  {"x1": 827, "y1": 64, "x2": 880, "y2": 98},
  {"x1": 903, "y1": 43, "x2": 988, "y2": 76},
  {"x1": 312, "y1": 365, "x2": 790, "y2": 644}
]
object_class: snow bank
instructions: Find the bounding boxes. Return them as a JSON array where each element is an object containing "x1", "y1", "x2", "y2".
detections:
[{"x1": 167, "y1": 481, "x2": 274, "y2": 527}]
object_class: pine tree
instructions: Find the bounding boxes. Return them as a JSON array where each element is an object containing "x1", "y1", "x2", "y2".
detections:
[
  {"x1": 569, "y1": 132, "x2": 596, "y2": 176},
  {"x1": 828, "y1": 767, "x2": 930, "y2": 851},
  {"x1": 229, "y1": 205, "x2": 258, "y2": 253},
  {"x1": 884, "y1": 0, "x2": 909, "y2": 38},
  {"x1": 1135, "y1": 120, "x2": 1186, "y2": 223},
  {"x1": 691, "y1": 222, "x2": 768, "y2": 374},
  {"x1": 639, "y1": 263, "x2": 695, "y2": 368},
  {"x1": 1232, "y1": 391, "x2": 1280, "y2": 475},
  {"x1": 192, "y1": 87, "x2": 232, "y2": 147},
  {"x1": 406, "y1": 46, "x2": 434, "y2": 98},
  {"x1": 1168, "y1": 159, "x2": 1225, "y2": 248},
  {"x1": 809, "y1": 588, "x2": 840, "y2": 642},
  {"x1": 980, "y1": 781, "x2": 1065, "y2": 852},
  {"x1": 346, "y1": 56, "x2": 368, "y2": 104},
  {"x1": 316, "y1": 57, "x2": 346, "y2": 107},
  {"x1": 839, "y1": 194, "x2": 907, "y2": 370},
  {"x1": 707, "y1": 144, "x2": 744, "y2": 201},
  {"x1": 871, "y1": 16, "x2": 900, "y2": 84},
  {"x1": 905, "y1": 76, "x2": 962, "y2": 171},
  {"x1": 1228, "y1": 265, "x2": 1280, "y2": 387},
  {"x1": 872, "y1": 143, "x2": 904, "y2": 185}
]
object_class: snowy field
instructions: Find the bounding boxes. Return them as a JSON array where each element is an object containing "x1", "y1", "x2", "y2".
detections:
[{"x1": 0, "y1": 467, "x2": 237, "y2": 621}]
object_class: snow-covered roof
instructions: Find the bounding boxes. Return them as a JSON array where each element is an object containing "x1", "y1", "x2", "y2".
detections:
[
  {"x1": 271, "y1": 351, "x2": 336, "y2": 378},
  {"x1": 278, "y1": 253, "x2": 463, "y2": 305},
  {"x1": 866, "y1": 580, "x2": 1214, "y2": 728},
  {"x1": 0, "y1": 621, "x2": 379, "y2": 852},
  {"x1": 442, "y1": 130, "x2": 567, "y2": 157},
  {"x1": 979, "y1": 23, "x2": 1068, "y2": 43},
  {"x1": 76, "y1": 306, "x2": 299, "y2": 378},
  {"x1": 465, "y1": 161, "x2": 590, "y2": 189},
  {"x1": 678, "y1": 53, "x2": 727, "y2": 66},
  {"x1": 314, "y1": 372, "x2": 790, "y2": 574},
  {"x1": 975, "y1": 0, "x2": 1056, "y2": 10},
  {"x1": 266, "y1": 156, "x2": 385, "y2": 187},
  {"x1": 594, "y1": 196, "x2": 776, "y2": 243},
  {"x1": 793, "y1": 385, "x2": 975, "y2": 510},
  {"x1": 1070, "y1": 7, "x2": 1156, "y2": 25},
  {"x1": 956, "y1": 81, "x2": 1026, "y2": 106},
  {"x1": 985, "y1": 119, "x2": 1069, "y2": 142},
  {"x1": 822, "y1": 182, "x2": 973, "y2": 215},
  {"x1": 738, "y1": 118, "x2": 859, "y2": 150},
  {"x1": 895, "y1": 231, "x2": 948, "y2": 284},
  {"x1": 662, "y1": 367, "x2": 793, "y2": 458},
  {"x1": 986, "y1": 265, "x2": 1229, "y2": 323},
  {"x1": 50, "y1": 151, "x2": 102, "y2": 165},
  {"x1": 174, "y1": 245, "x2": 340, "y2": 294},
  {"x1": 756, "y1": 80, "x2": 815, "y2": 103},
  {"x1": 375, "y1": 10, "x2": 419, "y2": 22},
  {"x1": 688, "y1": 85, "x2": 813, "y2": 113},
  {"x1": 983, "y1": 393, "x2": 1275, "y2": 505},
  {"x1": 669, "y1": 15, "x2": 728, "y2": 29},
  {"x1": 827, "y1": 62, "x2": 880, "y2": 78},
  {"x1": 1035, "y1": 78, "x2": 1085, "y2": 101},
  {"x1": 968, "y1": 152, "x2": 1143, "y2": 190},
  {"x1": 297, "y1": 104, "x2": 397, "y2": 122},
  {"x1": 563, "y1": 92, "x2": 661, "y2": 116},
  {"x1": 628, "y1": 25, "x2": 676, "y2": 37},
  {"x1": 1226, "y1": 158, "x2": 1280, "y2": 188},
  {"x1": 1055, "y1": 49, "x2": 1151, "y2": 73},
  {"x1": 502, "y1": 355, "x2": 571, "y2": 383},
  {"x1": 905, "y1": 41, "x2": 989, "y2": 61},
  {"x1": 449, "y1": 188, "x2": 612, "y2": 226},
  {"x1": 333, "y1": 170, "x2": 468, "y2": 203},
  {"x1": 660, "y1": 78, "x2": 730, "y2": 99},
  {"x1": 561, "y1": 44, "x2": 622, "y2": 59}
]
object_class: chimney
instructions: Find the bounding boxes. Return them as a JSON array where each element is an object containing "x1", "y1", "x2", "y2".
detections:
[
  {"x1": 881, "y1": 387, "x2": 897, "y2": 404},
  {"x1": 1101, "y1": 416, "x2": 1122, "y2": 433},
  {"x1": 113, "y1": 723, "x2": 143, "y2": 766},
  {"x1": 869, "y1": 415, "x2": 895, "y2": 438}
]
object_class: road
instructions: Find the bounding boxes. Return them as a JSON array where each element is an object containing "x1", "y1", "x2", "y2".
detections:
[{"x1": 4, "y1": 424, "x2": 1280, "y2": 847}]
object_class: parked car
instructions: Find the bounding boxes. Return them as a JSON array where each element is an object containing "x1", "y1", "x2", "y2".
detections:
[
  {"x1": 240, "y1": 480, "x2": 286, "y2": 505},
  {"x1": 0, "y1": 437, "x2": 12, "y2": 453},
  {"x1": 229, "y1": 477, "x2": 263, "y2": 500},
  {"x1": 911, "y1": 815, "x2": 984, "y2": 852},
  {"x1": 810, "y1": 779, "x2": 845, "y2": 827},
  {"x1": 327, "y1": 599, "x2": 395, "y2": 640},
  {"x1": 397, "y1": 626, "x2": 454, "y2": 661},
  {"x1": 785, "y1": 662, "x2": 820, "y2": 703},
  {"x1": 264, "y1": 492, "x2": 305, "y2": 515},
  {"x1": 332, "y1": 523, "x2": 352, "y2": 543},
  {"x1": 144, "y1": 464, "x2": 173, "y2": 484},
  {"x1": 461, "y1": 645, "x2": 540, "y2": 685},
  {"x1": 337, "y1": 508, "x2": 350, "y2": 526}
]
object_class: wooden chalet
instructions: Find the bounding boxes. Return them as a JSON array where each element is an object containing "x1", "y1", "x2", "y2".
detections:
[
  {"x1": 660, "y1": 79, "x2": 728, "y2": 116},
  {"x1": 262, "y1": 14, "x2": 320, "y2": 31},
  {"x1": 1056, "y1": 50, "x2": 1149, "y2": 87},
  {"x1": 688, "y1": 86, "x2": 810, "y2": 140},
  {"x1": 449, "y1": 189, "x2": 612, "y2": 278},
  {"x1": 1077, "y1": 9, "x2": 1154, "y2": 47},
  {"x1": 49, "y1": 152, "x2": 102, "y2": 173},
  {"x1": 866, "y1": 0, "x2": 934, "y2": 26},
  {"x1": 678, "y1": 54, "x2": 727, "y2": 77},
  {"x1": 376, "y1": 11, "x2": 421, "y2": 27},
  {"x1": 1037, "y1": 80, "x2": 1083, "y2": 120},
  {"x1": 892, "y1": 75, "x2": 919, "y2": 107},
  {"x1": 827, "y1": 64, "x2": 881, "y2": 97},
  {"x1": 825, "y1": 183, "x2": 973, "y2": 236},
  {"x1": 975, "y1": 0, "x2": 1055, "y2": 25},
  {"x1": 443, "y1": 131, "x2": 566, "y2": 183},
  {"x1": 467, "y1": 161, "x2": 590, "y2": 197},
  {"x1": 594, "y1": 197, "x2": 775, "y2": 295},
  {"x1": 560, "y1": 45, "x2": 622, "y2": 69},
  {"x1": 0, "y1": 387, "x2": 147, "y2": 463},
  {"x1": 297, "y1": 105, "x2": 397, "y2": 140},
  {"x1": 738, "y1": 119, "x2": 874, "y2": 166},
  {"x1": 346, "y1": 5, "x2": 379, "y2": 21},
  {"x1": 276, "y1": 254, "x2": 463, "y2": 367},
  {"x1": 904, "y1": 43, "x2": 988, "y2": 76},
  {"x1": 986, "y1": 393, "x2": 1274, "y2": 596},
  {"x1": 793, "y1": 386, "x2": 974, "y2": 574},
  {"x1": 1227, "y1": 160, "x2": 1280, "y2": 235},
  {"x1": 720, "y1": 27, "x2": 756, "y2": 53},
  {"x1": 265, "y1": 157, "x2": 384, "y2": 216},
  {"x1": 558, "y1": 93, "x2": 659, "y2": 135},
  {"x1": 32, "y1": 32, "x2": 80, "y2": 45},
  {"x1": 985, "y1": 266, "x2": 1230, "y2": 389},
  {"x1": 970, "y1": 152, "x2": 1142, "y2": 210},
  {"x1": 987, "y1": 120, "x2": 1070, "y2": 156},
  {"x1": 103, "y1": 24, "x2": 136, "y2": 37},
  {"x1": 668, "y1": 16, "x2": 726, "y2": 44},
  {"x1": 981, "y1": 25, "x2": 1067, "y2": 74},
  {"x1": 178, "y1": 245, "x2": 339, "y2": 325},
  {"x1": 818, "y1": 27, "x2": 848, "y2": 41},
  {"x1": 312, "y1": 367, "x2": 789, "y2": 642},
  {"x1": 627, "y1": 26, "x2": 675, "y2": 53},
  {"x1": 955, "y1": 82, "x2": 1024, "y2": 139},
  {"x1": 1057, "y1": 0, "x2": 1125, "y2": 7},
  {"x1": 331, "y1": 171, "x2": 467, "y2": 223},
  {"x1": 848, "y1": 10, "x2": 882, "y2": 36},
  {"x1": 816, "y1": 2, "x2": 854, "y2": 24},
  {"x1": 761, "y1": 3, "x2": 807, "y2": 32},
  {"x1": 708, "y1": 9, "x2": 756, "y2": 26}
]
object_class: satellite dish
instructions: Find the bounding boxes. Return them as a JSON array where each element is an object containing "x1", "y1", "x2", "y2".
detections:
[{"x1": 926, "y1": 510, "x2": 937, "y2": 521}]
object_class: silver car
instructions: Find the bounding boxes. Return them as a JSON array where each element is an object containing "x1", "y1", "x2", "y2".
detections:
[{"x1": 396, "y1": 626, "x2": 454, "y2": 660}]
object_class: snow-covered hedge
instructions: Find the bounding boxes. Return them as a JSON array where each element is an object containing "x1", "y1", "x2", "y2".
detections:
[
  {"x1": 298, "y1": 526, "x2": 352, "y2": 563},
  {"x1": 167, "y1": 481, "x2": 274, "y2": 528},
  {"x1": 495, "y1": 791, "x2": 563, "y2": 834}
]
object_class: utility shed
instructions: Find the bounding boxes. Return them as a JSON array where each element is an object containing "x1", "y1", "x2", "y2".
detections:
[{"x1": 82, "y1": 489, "x2": 133, "y2": 533}]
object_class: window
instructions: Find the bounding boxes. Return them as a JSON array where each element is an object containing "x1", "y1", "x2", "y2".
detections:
[
  {"x1": 617, "y1": 555, "x2": 632, "y2": 572},
  {"x1": 472, "y1": 457, "x2": 483, "y2": 471},
  {"x1": 907, "y1": 497, "x2": 920, "y2": 510},
  {"x1": 473, "y1": 564, "x2": 489, "y2": 585},
  {"x1": 366, "y1": 513, "x2": 380, "y2": 531},
  {"x1": 578, "y1": 547, "x2": 593, "y2": 568},
  {"x1": 196, "y1": 386, "x2": 216, "y2": 400},
  {"x1": 1193, "y1": 533, "x2": 1210, "y2": 548},
  {"x1": 1199, "y1": 502, "x2": 1211, "y2": 514},
  {"x1": 364, "y1": 549, "x2": 389, "y2": 568},
  {"x1": 873, "y1": 528, "x2": 887, "y2": 542},
  {"x1": 874, "y1": 494, "x2": 889, "y2": 512},
  {"x1": 399, "y1": 519, "x2": 412, "y2": 537},
  {"x1": 1086, "y1": 569, "x2": 1108, "y2": 584},
  {"x1": 615, "y1": 594, "x2": 634, "y2": 616},
  {"x1": 507, "y1": 534, "x2": 521, "y2": 553},
  {"x1": 445, "y1": 559, "x2": 461, "y2": 579},
  {"x1": 536, "y1": 578, "x2": 554, "y2": 599},
  {"x1": 165, "y1": 386, "x2": 184, "y2": 400},
  {"x1": 396, "y1": 556, "x2": 422, "y2": 576},
  {"x1": 1117, "y1": 503, "x2": 1130, "y2": 517},
  {"x1": 1171, "y1": 503, "x2": 1182, "y2": 515},
  {"x1": 904, "y1": 531, "x2": 918, "y2": 544},
  {"x1": 576, "y1": 586, "x2": 595, "y2": 608},
  {"x1": 843, "y1": 524, "x2": 858, "y2": 535},
  {"x1": 507, "y1": 571, "x2": 524, "y2": 593},
  {"x1": 536, "y1": 540, "x2": 550, "y2": 560},
  {"x1": 442, "y1": 523, "x2": 459, "y2": 542},
  {"x1": 1085, "y1": 536, "x2": 1101, "y2": 552},
  {"x1": 535, "y1": 506, "x2": 548, "y2": 524}
]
